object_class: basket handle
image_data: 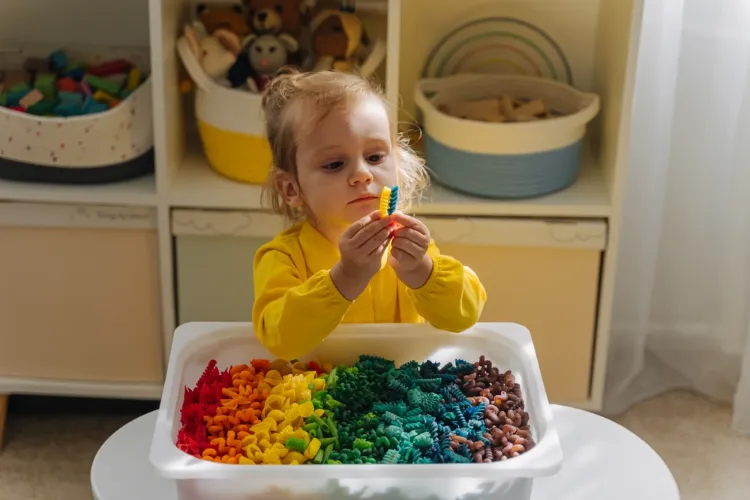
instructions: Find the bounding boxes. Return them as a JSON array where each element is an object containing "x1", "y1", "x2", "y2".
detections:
[
  {"x1": 413, "y1": 74, "x2": 485, "y2": 111},
  {"x1": 176, "y1": 36, "x2": 215, "y2": 92}
]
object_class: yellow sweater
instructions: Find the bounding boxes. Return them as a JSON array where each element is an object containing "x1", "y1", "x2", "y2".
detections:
[{"x1": 252, "y1": 221, "x2": 487, "y2": 359}]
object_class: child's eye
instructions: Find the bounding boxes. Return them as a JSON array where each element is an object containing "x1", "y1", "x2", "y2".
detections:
[
  {"x1": 367, "y1": 154, "x2": 384, "y2": 164},
  {"x1": 323, "y1": 161, "x2": 344, "y2": 170}
]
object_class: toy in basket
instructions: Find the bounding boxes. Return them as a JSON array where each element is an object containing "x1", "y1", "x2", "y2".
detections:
[
  {"x1": 413, "y1": 17, "x2": 600, "y2": 200},
  {"x1": 176, "y1": 0, "x2": 386, "y2": 185},
  {"x1": 0, "y1": 44, "x2": 153, "y2": 184}
]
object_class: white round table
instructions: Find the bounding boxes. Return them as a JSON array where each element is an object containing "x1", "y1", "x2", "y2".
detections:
[{"x1": 91, "y1": 405, "x2": 680, "y2": 500}]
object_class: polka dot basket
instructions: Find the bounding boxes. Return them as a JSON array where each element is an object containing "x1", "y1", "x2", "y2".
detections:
[{"x1": 0, "y1": 43, "x2": 153, "y2": 184}]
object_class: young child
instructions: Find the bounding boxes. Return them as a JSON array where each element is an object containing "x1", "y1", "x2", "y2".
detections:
[{"x1": 253, "y1": 69, "x2": 487, "y2": 360}]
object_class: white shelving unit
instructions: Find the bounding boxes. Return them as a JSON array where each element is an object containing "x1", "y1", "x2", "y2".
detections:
[{"x1": 0, "y1": 0, "x2": 644, "y2": 414}]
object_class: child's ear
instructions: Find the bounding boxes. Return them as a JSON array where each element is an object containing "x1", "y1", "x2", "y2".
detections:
[{"x1": 277, "y1": 171, "x2": 304, "y2": 208}]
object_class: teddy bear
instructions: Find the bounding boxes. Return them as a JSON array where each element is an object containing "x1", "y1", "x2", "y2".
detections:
[
  {"x1": 184, "y1": 21, "x2": 242, "y2": 84},
  {"x1": 196, "y1": 3, "x2": 251, "y2": 39},
  {"x1": 310, "y1": 8, "x2": 369, "y2": 73},
  {"x1": 227, "y1": 33, "x2": 299, "y2": 92},
  {"x1": 244, "y1": 0, "x2": 315, "y2": 37}
]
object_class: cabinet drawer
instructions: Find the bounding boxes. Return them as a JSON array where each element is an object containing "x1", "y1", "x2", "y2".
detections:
[
  {"x1": 171, "y1": 209, "x2": 284, "y2": 324},
  {"x1": 421, "y1": 216, "x2": 607, "y2": 403},
  {"x1": 0, "y1": 203, "x2": 163, "y2": 383}
]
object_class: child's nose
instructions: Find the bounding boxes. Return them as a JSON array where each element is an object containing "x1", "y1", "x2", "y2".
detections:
[{"x1": 350, "y1": 160, "x2": 373, "y2": 184}]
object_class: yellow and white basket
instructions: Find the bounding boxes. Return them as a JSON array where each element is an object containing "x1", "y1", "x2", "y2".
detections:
[
  {"x1": 177, "y1": 34, "x2": 386, "y2": 184},
  {"x1": 177, "y1": 37, "x2": 270, "y2": 184}
]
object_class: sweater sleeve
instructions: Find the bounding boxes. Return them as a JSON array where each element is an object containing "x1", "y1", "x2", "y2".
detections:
[
  {"x1": 252, "y1": 247, "x2": 351, "y2": 360},
  {"x1": 406, "y1": 241, "x2": 487, "y2": 332}
]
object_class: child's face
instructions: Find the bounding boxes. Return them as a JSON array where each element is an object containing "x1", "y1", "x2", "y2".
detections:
[{"x1": 292, "y1": 94, "x2": 398, "y2": 228}]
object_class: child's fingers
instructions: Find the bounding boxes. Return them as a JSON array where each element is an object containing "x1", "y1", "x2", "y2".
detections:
[
  {"x1": 361, "y1": 226, "x2": 391, "y2": 254},
  {"x1": 389, "y1": 211, "x2": 428, "y2": 235},
  {"x1": 368, "y1": 239, "x2": 390, "y2": 257},
  {"x1": 352, "y1": 217, "x2": 390, "y2": 248},
  {"x1": 343, "y1": 211, "x2": 381, "y2": 240},
  {"x1": 391, "y1": 237, "x2": 423, "y2": 260},
  {"x1": 391, "y1": 226, "x2": 430, "y2": 248},
  {"x1": 389, "y1": 248, "x2": 412, "y2": 266}
]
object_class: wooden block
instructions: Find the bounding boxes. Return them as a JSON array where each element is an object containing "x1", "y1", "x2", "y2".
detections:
[
  {"x1": 442, "y1": 98, "x2": 506, "y2": 122},
  {"x1": 19, "y1": 89, "x2": 44, "y2": 109},
  {"x1": 514, "y1": 98, "x2": 547, "y2": 118}
]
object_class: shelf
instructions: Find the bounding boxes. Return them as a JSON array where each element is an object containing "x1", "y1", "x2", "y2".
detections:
[
  {"x1": 0, "y1": 174, "x2": 157, "y2": 207},
  {"x1": 169, "y1": 144, "x2": 611, "y2": 218}
]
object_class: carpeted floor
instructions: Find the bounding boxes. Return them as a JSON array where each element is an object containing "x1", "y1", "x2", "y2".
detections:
[{"x1": 0, "y1": 390, "x2": 748, "y2": 499}]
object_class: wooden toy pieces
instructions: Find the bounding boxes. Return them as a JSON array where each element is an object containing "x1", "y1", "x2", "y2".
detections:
[
  {"x1": 0, "y1": 50, "x2": 147, "y2": 117},
  {"x1": 439, "y1": 96, "x2": 565, "y2": 123},
  {"x1": 379, "y1": 185, "x2": 399, "y2": 217}
]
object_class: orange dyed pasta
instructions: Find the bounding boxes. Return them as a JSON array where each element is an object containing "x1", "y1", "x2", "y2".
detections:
[{"x1": 200, "y1": 362, "x2": 270, "y2": 463}]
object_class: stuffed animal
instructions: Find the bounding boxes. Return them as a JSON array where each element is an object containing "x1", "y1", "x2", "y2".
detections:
[
  {"x1": 227, "y1": 33, "x2": 299, "y2": 92},
  {"x1": 244, "y1": 0, "x2": 315, "y2": 37},
  {"x1": 309, "y1": 8, "x2": 369, "y2": 73},
  {"x1": 196, "y1": 3, "x2": 251, "y2": 39},
  {"x1": 184, "y1": 22, "x2": 242, "y2": 84}
]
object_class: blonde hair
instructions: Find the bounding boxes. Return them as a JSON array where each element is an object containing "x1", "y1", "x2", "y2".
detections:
[{"x1": 260, "y1": 68, "x2": 429, "y2": 221}]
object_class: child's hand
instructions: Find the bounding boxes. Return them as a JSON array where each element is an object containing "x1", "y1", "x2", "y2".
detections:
[
  {"x1": 331, "y1": 211, "x2": 391, "y2": 300},
  {"x1": 388, "y1": 211, "x2": 434, "y2": 289}
]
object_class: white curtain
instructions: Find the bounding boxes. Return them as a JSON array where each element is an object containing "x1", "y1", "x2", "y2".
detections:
[{"x1": 604, "y1": 0, "x2": 750, "y2": 434}]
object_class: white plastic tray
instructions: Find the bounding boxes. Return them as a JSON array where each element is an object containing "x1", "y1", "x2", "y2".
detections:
[{"x1": 149, "y1": 322, "x2": 563, "y2": 500}]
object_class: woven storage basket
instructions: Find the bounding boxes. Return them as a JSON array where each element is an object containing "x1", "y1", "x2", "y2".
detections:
[
  {"x1": 414, "y1": 74, "x2": 599, "y2": 199},
  {"x1": 0, "y1": 43, "x2": 153, "y2": 184},
  {"x1": 414, "y1": 16, "x2": 599, "y2": 199}
]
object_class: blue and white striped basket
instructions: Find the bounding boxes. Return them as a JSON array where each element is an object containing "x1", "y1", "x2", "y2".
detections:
[{"x1": 413, "y1": 73, "x2": 600, "y2": 199}]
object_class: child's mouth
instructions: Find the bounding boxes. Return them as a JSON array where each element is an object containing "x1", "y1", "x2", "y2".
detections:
[{"x1": 348, "y1": 195, "x2": 377, "y2": 204}]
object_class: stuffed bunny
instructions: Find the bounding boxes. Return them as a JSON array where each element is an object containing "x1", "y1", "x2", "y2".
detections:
[
  {"x1": 228, "y1": 33, "x2": 299, "y2": 92},
  {"x1": 184, "y1": 22, "x2": 242, "y2": 85}
]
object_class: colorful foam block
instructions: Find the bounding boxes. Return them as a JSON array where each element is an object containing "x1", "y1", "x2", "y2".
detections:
[
  {"x1": 87, "y1": 59, "x2": 133, "y2": 77},
  {"x1": 58, "y1": 91, "x2": 83, "y2": 106},
  {"x1": 19, "y1": 89, "x2": 44, "y2": 109},
  {"x1": 34, "y1": 73, "x2": 57, "y2": 99},
  {"x1": 56, "y1": 77, "x2": 79, "y2": 92},
  {"x1": 6, "y1": 88, "x2": 30, "y2": 107},
  {"x1": 27, "y1": 100, "x2": 56, "y2": 116},
  {"x1": 49, "y1": 50, "x2": 68, "y2": 71},
  {"x1": 93, "y1": 89, "x2": 118, "y2": 104},
  {"x1": 85, "y1": 74, "x2": 121, "y2": 96},
  {"x1": 1, "y1": 50, "x2": 147, "y2": 118},
  {"x1": 126, "y1": 68, "x2": 141, "y2": 91},
  {"x1": 53, "y1": 102, "x2": 83, "y2": 117},
  {"x1": 64, "y1": 65, "x2": 85, "y2": 80},
  {"x1": 83, "y1": 96, "x2": 108, "y2": 114}
]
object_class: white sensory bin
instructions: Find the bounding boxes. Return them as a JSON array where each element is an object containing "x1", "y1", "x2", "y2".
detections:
[{"x1": 149, "y1": 322, "x2": 562, "y2": 500}]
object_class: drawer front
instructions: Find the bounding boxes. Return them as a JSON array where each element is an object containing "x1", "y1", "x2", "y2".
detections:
[
  {"x1": 171, "y1": 209, "x2": 285, "y2": 324},
  {"x1": 0, "y1": 203, "x2": 163, "y2": 383},
  {"x1": 421, "y1": 216, "x2": 607, "y2": 403}
]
